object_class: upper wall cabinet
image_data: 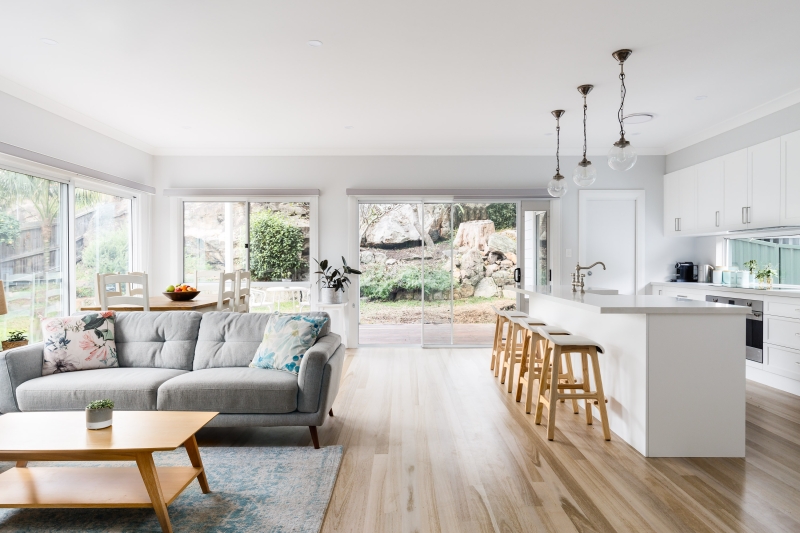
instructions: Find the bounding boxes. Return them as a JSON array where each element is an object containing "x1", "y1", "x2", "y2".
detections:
[
  {"x1": 748, "y1": 138, "x2": 781, "y2": 228},
  {"x1": 696, "y1": 158, "x2": 724, "y2": 232},
  {"x1": 663, "y1": 167, "x2": 697, "y2": 234},
  {"x1": 664, "y1": 132, "x2": 800, "y2": 236},
  {"x1": 782, "y1": 130, "x2": 800, "y2": 225},
  {"x1": 722, "y1": 149, "x2": 749, "y2": 231}
]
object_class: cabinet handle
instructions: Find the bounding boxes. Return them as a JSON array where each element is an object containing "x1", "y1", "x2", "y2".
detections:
[
  {"x1": 747, "y1": 207, "x2": 751, "y2": 223},
  {"x1": 742, "y1": 207, "x2": 747, "y2": 224},
  {"x1": 674, "y1": 218, "x2": 678, "y2": 231},
  {"x1": 716, "y1": 211, "x2": 720, "y2": 227},
  {"x1": 678, "y1": 218, "x2": 681, "y2": 231}
]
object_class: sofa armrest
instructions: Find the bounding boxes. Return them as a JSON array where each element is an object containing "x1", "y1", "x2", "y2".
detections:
[
  {"x1": 296, "y1": 333, "x2": 341, "y2": 413},
  {"x1": 0, "y1": 342, "x2": 44, "y2": 413}
]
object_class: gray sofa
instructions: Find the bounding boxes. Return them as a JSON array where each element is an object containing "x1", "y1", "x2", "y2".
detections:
[{"x1": 0, "y1": 311, "x2": 344, "y2": 448}]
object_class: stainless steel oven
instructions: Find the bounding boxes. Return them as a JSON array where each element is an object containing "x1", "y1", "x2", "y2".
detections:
[{"x1": 706, "y1": 295, "x2": 763, "y2": 363}]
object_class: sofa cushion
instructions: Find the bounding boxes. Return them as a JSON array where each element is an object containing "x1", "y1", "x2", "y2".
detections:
[
  {"x1": 115, "y1": 312, "x2": 202, "y2": 370},
  {"x1": 250, "y1": 314, "x2": 329, "y2": 374},
  {"x1": 193, "y1": 312, "x2": 331, "y2": 369},
  {"x1": 41, "y1": 312, "x2": 118, "y2": 375},
  {"x1": 157, "y1": 367, "x2": 298, "y2": 414},
  {"x1": 15, "y1": 367, "x2": 187, "y2": 411}
]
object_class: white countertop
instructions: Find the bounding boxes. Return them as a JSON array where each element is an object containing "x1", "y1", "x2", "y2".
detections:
[
  {"x1": 650, "y1": 281, "x2": 800, "y2": 298},
  {"x1": 511, "y1": 286, "x2": 752, "y2": 315}
]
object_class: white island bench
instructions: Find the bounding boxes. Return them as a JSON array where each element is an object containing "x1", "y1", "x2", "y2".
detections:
[{"x1": 510, "y1": 286, "x2": 752, "y2": 458}]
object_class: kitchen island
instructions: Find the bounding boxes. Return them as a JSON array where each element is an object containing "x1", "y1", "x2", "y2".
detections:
[{"x1": 511, "y1": 286, "x2": 751, "y2": 457}]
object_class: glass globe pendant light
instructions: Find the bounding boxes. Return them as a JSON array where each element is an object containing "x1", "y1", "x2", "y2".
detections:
[
  {"x1": 608, "y1": 49, "x2": 638, "y2": 171},
  {"x1": 547, "y1": 110, "x2": 567, "y2": 198},
  {"x1": 573, "y1": 84, "x2": 596, "y2": 186}
]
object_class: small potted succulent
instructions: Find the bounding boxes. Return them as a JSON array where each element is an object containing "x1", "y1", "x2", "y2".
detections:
[
  {"x1": 756, "y1": 264, "x2": 778, "y2": 290},
  {"x1": 86, "y1": 399, "x2": 114, "y2": 430},
  {"x1": 315, "y1": 257, "x2": 361, "y2": 304},
  {"x1": 281, "y1": 271, "x2": 292, "y2": 284},
  {"x1": 742, "y1": 260, "x2": 758, "y2": 287},
  {"x1": 2, "y1": 330, "x2": 28, "y2": 351}
]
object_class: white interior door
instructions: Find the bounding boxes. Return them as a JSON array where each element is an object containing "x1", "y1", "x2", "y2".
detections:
[{"x1": 578, "y1": 190, "x2": 645, "y2": 295}]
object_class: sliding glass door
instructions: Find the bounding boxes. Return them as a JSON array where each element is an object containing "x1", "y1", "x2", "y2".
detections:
[{"x1": 358, "y1": 199, "x2": 539, "y2": 346}]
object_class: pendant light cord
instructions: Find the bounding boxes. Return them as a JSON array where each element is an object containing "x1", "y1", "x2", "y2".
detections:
[
  {"x1": 582, "y1": 95, "x2": 588, "y2": 159},
  {"x1": 618, "y1": 62, "x2": 626, "y2": 138},
  {"x1": 556, "y1": 117, "x2": 561, "y2": 173}
]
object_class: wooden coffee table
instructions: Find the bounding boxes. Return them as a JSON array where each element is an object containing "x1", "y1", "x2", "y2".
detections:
[{"x1": 0, "y1": 411, "x2": 217, "y2": 533}]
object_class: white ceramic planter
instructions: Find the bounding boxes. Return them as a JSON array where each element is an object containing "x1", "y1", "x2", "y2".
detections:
[
  {"x1": 86, "y1": 407, "x2": 113, "y2": 430},
  {"x1": 320, "y1": 287, "x2": 345, "y2": 304}
]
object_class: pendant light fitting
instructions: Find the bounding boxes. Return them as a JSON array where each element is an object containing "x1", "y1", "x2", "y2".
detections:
[
  {"x1": 547, "y1": 110, "x2": 567, "y2": 198},
  {"x1": 608, "y1": 48, "x2": 638, "y2": 171},
  {"x1": 574, "y1": 84, "x2": 597, "y2": 186}
]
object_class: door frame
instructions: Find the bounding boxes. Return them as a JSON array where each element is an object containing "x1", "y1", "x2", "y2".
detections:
[
  {"x1": 578, "y1": 190, "x2": 646, "y2": 295},
  {"x1": 350, "y1": 196, "x2": 559, "y2": 347}
]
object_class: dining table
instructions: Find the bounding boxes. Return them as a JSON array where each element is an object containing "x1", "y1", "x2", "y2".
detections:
[{"x1": 80, "y1": 295, "x2": 238, "y2": 313}]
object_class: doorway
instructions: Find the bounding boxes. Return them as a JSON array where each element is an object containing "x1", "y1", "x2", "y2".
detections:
[
  {"x1": 578, "y1": 190, "x2": 645, "y2": 295},
  {"x1": 357, "y1": 200, "x2": 547, "y2": 346}
]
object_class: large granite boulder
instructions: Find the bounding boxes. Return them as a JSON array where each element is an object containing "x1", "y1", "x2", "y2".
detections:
[
  {"x1": 488, "y1": 233, "x2": 516, "y2": 254},
  {"x1": 453, "y1": 220, "x2": 495, "y2": 251},
  {"x1": 474, "y1": 277, "x2": 498, "y2": 298}
]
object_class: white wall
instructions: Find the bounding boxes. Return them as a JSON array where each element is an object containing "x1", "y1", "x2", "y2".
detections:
[{"x1": 152, "y1": 154, "x2": 706, "y2": 294}]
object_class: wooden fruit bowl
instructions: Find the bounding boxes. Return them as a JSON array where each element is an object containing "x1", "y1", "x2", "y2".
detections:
[{"x1": 162, "y1": 291, "x2": 200, "y2": 301}]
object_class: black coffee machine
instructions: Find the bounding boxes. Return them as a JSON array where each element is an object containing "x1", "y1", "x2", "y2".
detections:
[{"x1": 675, "y1": 262, "x2": 698, "y2": 282}]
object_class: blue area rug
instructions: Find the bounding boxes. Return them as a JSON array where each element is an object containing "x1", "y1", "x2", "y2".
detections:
[{"x1": 0, "y1": 446, "x2": 342, "y2": 533}]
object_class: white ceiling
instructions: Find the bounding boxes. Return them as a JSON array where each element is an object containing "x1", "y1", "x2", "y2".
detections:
[{"x1": 0, "y1": 0, "x2": 799, "y2": 156}]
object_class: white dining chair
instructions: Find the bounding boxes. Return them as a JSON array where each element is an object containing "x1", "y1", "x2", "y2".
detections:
[
  {"x1": 234, "y1": 271, "x2": 252, "y2": 313},
  {"x1": 216, "y1": 272, "x2": 237, "y2": 312},
  {"x1": 97, "y1": 272, "x2": 150, "y2": 311}
]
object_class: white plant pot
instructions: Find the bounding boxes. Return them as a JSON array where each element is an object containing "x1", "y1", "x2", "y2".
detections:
[
  {"x1": 320, "y1": 288, "x2": 345, "y2": 304},
  {"x1": 86, "y1": 408, "x2": 113, "y2": 430}
]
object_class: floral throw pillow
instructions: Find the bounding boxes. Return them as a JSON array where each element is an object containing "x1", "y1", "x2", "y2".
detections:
[
  {"x1": 41, "y1": 312, "x2": 118, "y2": 375},
  {"x1": 250, "y1": 314, "x2": 329, "y2": 374}
]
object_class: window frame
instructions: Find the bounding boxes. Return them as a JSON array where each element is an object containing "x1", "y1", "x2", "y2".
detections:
[
  {"x1": 172, "y1": 194, "x2": 319, "y2": 292},
  {"x1": 725, "y1": 233, "x2": 800, "y2": 288},
  {"x1": 69, "y1": 178, "x2": 139, "y2": 313}
]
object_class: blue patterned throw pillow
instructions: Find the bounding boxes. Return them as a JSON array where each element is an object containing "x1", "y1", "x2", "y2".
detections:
[{"x1": 250, "y1": 314, "x2": 329, "y2": 374}]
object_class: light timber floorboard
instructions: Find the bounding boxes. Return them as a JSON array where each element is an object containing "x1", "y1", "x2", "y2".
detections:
[{"x1": 195, "y1": 347, "x2": 800, "y2": 533}]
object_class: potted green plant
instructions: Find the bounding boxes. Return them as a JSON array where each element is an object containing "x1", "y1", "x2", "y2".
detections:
[
  {"x1": 742, "y1": 260, "x2": 758, "y2": 287},
  {"x1": 2, "y1": 330, "x2": 27, "y2": 351},
  {"x1": 281, "y1": 271, "x2": 292, "y2": 283},
  {"x1": 757, "y1": 264, "x2": 778, "y2": 290},
  {"x1": 315, "y1": 257, "x2": 361, "y2": 304},
  {"x1": 86, "y1": 399, "x2": 114, "y2": 430}
]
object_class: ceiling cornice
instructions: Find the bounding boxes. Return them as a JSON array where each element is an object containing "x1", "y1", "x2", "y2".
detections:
[{"x1": 152, "y1": 146, "x2": 666, "y2": 157}]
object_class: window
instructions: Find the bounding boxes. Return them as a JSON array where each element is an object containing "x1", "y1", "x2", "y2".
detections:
[
  {"x1": 74, "y1": 188, "x2": 133, "y2": 308},
  {"x1": 0, "y1": 161, "x2": 140, "y2": 342},
  {"x1": 0, "y1": 168, "x2": 68, "y2": 342},
  {"x1": 182, "y1": 201, "x2": 311, "y2": 284},
  {"x1": 728, "y1": 236, "x2": 800, "y2": 285}
]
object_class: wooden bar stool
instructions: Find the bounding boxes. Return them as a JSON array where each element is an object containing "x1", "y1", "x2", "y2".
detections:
[
  {"x1": 490, "y1": 307, "x2": 526, "y2": 376},
  {"x1": 533, "y1": 329, "x2": 611, "y2": 441},
  {"x1": 501, "y1": 316, "x2": 548, "y2": 391},
  {"x1": 515, "y1": 325, "x2": 572, "y2": 413}
]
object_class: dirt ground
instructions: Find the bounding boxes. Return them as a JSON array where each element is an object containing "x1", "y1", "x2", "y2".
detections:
[{"x1": 359, "y1": 298, "x2": 515, "y2": 324}]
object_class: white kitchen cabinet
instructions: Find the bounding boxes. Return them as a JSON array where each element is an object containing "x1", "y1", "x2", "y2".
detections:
[
  {"x1": 678, "y1": 166, "x2": 697, "y2": 232},
  {"x1": 662, "y1": 167, "x2": 696, "y2": 234},
  {"x1": 722, "y1": 149, "x2": 749, "y2": 231},
  {"x1": 663, "y1": 170, "x2": 680, "y2": 236},
  {"x1": 748, "y1": 138, "x2": 782, "y2": 228},
  {"x1": 781, "y1": 130, "x2": 800, "y2": 225},
  {"x1": 696, "y1": 157, "x2": 724, "y2": 232}
]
